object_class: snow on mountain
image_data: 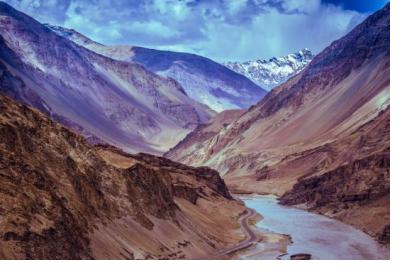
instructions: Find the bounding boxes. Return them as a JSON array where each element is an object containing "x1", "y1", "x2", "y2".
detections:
[
  {"x1": 44, "y1": 24, "x2": 267, "y2": 112},
  {"x1": 224, "y1": 49, "x2": 314, "y2": 91}
]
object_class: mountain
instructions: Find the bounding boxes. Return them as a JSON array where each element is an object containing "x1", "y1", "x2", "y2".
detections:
[
  {"x1": 45, "y1": 24, "x2": 267, "y2": 112},
  {"x1": 168, "y1": 109, "x2": 246, "y2": 162},
  {"x1": 223, "y1": 49, "x2": 314, "y2": 90},
  {"x1": 0, "y1": 94, "x2": 248, "y2": 259},
  {"x1": 0, "y1": 2, "x2": 214, "y2": 155},
  {"x1": 166, "y1": 4, "x2": 390, "y2": 242}
]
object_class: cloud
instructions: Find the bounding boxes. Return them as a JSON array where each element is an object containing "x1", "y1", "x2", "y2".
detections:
[
  {"x1": 4, "y1": 0, "x2": 369, "y2": 62},
  {"x1": 5, "y1": 0, "x2": 70, "y2": 22}
]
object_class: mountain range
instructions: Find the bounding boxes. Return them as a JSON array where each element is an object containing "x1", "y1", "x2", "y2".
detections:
[
  {"x1": 166, "y1": 4, "x2": 390, "y2": 243},
  {"x1": 0, "y1": 2, "x2": 218, "y2": 154},
  {"x1": 45, "y1": 24, "x2": 267, "y2": 112},
  {"x1": 224, "y1": 49, "x2": 314, "y2": 90},
  {"x1": 0, "y1": 0, "x2": 390, "y2": 260}
]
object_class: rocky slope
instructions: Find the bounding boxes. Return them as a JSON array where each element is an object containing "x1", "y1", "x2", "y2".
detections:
[
  {"x1": 279, "y1": 108, "x2": 390, "y2": 243},
  {"x1": 223, "y1": 49, "x2": 313, "y2": 91},
  {"x1": 280, "y1": 150, "x2": 390, "y2": 244},
  {"x1": 0, "y1": 2, "x2": 214, "y2": 155},
  {"x1": 45, "y1": 24, "x2": 267, "y2": 112},
  {"x1": 167, "y1": 4, "x2": 390, "y2": 241},
  {"x1": 166, "y1": 109, "x2": 245, "y2": 160},
  {"x1": 0, "y1": 94, "x2": 248, "y2": 259}
]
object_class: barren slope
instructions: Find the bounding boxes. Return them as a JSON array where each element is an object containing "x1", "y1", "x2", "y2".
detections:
[
  {"x1": 167, "y1": 4, "x2": 390, "y2": 241},
  {"x1": 165, "y1": 109, "x2": 245, "y2": 160},
  {"x1": 45, "y1": 24, "x2": 266, "y2": 112},
  {"x1": 0, "y1": 2, "x2": 214, "y2": 155},
  {"x1": 0, "y1": 94, "x2": 247, "y2": 259}
]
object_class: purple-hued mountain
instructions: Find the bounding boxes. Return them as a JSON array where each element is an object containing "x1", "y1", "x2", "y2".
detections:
[
  {"x1": 0, "y1": 2, "x2": 215, "y2": 154},
  {"x1": 45, "y1": 24, "x2": 267, "y2": 112}
]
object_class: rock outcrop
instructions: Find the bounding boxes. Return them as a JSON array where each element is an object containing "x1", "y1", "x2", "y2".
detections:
[
  {"x1": 280, "y1": 150, "x2": 389, "y2": 244},
  {"x1": 0, "y1": 94, "x2": 246, "y2": 259}
]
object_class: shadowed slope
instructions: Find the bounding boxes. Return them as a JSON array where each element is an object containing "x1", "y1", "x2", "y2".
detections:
[{"x1": 0, "y1": 94, "x2": 247, "y2": 259}]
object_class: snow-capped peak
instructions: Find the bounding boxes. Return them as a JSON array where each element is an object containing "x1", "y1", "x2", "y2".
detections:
[{"x1": 224, "y1": 49, "x2": 314, "y2": 91}]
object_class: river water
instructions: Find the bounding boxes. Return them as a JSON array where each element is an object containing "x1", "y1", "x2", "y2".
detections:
[{"x1": 239, "y1": 195, "x2": 389, "y2": 260}]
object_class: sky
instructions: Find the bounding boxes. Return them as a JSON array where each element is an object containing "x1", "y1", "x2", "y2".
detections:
[{"x1": 3, "y1": 0, "x2": 389, "y2": 62}]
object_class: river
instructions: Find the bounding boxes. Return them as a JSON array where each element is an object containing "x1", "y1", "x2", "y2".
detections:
[{"x1": 238, "y1": 195, "x2": 389, "y2": 260}]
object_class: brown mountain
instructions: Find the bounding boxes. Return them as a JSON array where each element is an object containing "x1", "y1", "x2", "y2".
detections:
[
  {"x1": 0, "y1": 94, "x2": 248, "y2": 259},
  {"x1": 167, "y1": 109, "x2": 246, "y2": 161},
  {"x1": 166, "y1": 4, "x2": 390, "y2": 242}
]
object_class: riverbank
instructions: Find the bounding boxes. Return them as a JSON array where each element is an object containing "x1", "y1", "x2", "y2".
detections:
[
  {"x1": 232, "y1": 195, "x2": 389, "y2": 260},
  {"x1": 232, "y1": 188, "x2": 389, "y2": 246}
]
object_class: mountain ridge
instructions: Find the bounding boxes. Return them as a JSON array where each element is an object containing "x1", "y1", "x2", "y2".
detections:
[
  {"x1": 166, "y1": 3, "x2": 390, "y2": 242},
  {"x1": 44, "y1": 23, "x2": 267, "y2": 112},
  {"x1": 223, "y1": 49, "x2": 313, "y2": 90},
  {"x1": 0, "y1": 1, "x2": 214, "y2": 154}
]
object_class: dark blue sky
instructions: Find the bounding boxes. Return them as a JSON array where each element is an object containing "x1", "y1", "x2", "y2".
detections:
[
  {"x1": 323, "y1": 0, "x2": 388, "y2": 12},
  {"x1": 4, "y1": 0, "x2": 389, "y2": 62}
]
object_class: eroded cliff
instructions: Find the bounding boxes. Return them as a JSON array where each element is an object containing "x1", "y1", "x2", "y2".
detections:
[{"x1": 0, "y1": 94, "x2": 246, "y2": 259}]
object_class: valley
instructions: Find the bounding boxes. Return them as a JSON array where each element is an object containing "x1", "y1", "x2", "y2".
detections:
[
  {"x1": 166, "y1": 3, "x2": 390, "y2": 249},
  {"x1": 0, "y1": 1, "x2": 390, "y2": 260}
]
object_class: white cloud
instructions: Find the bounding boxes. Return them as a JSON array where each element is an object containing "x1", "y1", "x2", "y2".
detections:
[
  {"x1": 166, "y1": 1, "x2": 366, "y2": 61},
  {"x1": 128, "y1": 21, "x2": 181, "y2": 38},
  {"x1": 3, "y1": 0, "x2": 369, "y2": 61},
  {"x1": 226, "y1": 0, "x2": 248, "y2": 15}
]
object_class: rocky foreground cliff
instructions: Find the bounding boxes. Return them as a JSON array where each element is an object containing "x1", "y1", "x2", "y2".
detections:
[
  {"x1": 0, "y1": 94, "x2": 248, "y2": 259},
  {"x1": 167, "y1": 4, "x2": 390, "y2": 243}
]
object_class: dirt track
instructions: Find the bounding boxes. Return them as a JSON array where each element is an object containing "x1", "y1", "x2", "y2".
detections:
[{"x1": 216, "y1": 208, "x2": 258, "y2": 257}]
